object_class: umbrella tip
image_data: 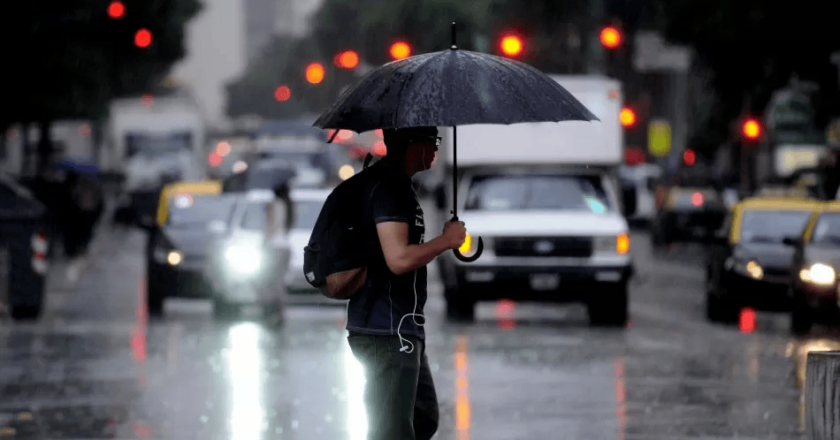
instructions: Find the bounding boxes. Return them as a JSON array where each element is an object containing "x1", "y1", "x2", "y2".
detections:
[{"x1": 451, "y1": 22, "x2": 457, "y2": 50}]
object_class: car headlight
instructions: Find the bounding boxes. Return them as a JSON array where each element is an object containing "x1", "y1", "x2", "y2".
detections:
[
  {"x1": 800, "y1": 263, "x2": 836, "y2": 286},
  {"x1": 729, "y1": 258, "x2": 763, "y2": 280},
  {"x1": 153, "y1": 245, "x2": 183, "y2": 266},
  {"x1": 224, "y1": 241, "x2": 263, "y2": 276},
  {"x1": 594, "y1": 233, "x2": 630, "y2": 254}
]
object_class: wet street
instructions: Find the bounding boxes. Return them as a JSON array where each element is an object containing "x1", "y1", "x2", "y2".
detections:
[{"x1": 2, "y1": 216, "x2": 839, "y2": 440}]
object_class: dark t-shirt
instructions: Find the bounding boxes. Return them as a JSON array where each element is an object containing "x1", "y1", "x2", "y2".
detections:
[{"x1": 346, "y1": 162, "x2": 427, "y2": 339}]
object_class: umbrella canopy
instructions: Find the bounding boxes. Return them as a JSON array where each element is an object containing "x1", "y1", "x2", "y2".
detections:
[
  {"x1": 314, "y1": 48, "x2": 598, "y2": 133},
  {"x1": 313, "y1": 23, "x2": 600, "y2": 263}
]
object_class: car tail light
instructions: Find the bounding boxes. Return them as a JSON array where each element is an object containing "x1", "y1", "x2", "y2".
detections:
[{"x1": 31, "y1": 231, "x2": 49, "y2": 275}]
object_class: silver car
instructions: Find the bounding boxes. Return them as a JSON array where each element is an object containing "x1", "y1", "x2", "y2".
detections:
[
  {"x1": 207, "y1": 189, "x2": 291, "y2": 320},
  {"x1": 285, "y1": 188, "x2": 331, "y2": 296}
]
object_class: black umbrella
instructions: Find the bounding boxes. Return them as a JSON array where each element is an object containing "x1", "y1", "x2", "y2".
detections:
[{"x1": 314, "y1": 22, "x2": 599, "y2": 262}]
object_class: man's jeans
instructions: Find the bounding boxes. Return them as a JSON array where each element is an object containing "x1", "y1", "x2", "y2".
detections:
[{"x1": 348, "y1": 334, "x2": 439, "y2": 440}]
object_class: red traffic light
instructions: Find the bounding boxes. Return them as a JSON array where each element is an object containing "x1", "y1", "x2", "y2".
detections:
[
  {"x1": 498, "y1": 34, "x2": 524, "y2": 58},
  {"x1": 305, "y1": 63, "x2": 325, "y2": 84},
  {"x1": 620, "y1": 107, "x2": 636, "y2": 128},
  {"x1": 335, "y1": 50, "x2": 360, "y2": 69},
  {"x1": 134, "y1": 28, "x2": 153, "y2": 48},
  {"x1": 107, "y1": 1, "x2": 125, "y2": 19},
  {"x1": 683, "y1": 148, "x2": 696, "y2": 166},
  {"x1": 742, "y1": 118, "x2": 763, "y2": 141},
  {"x1": 389, "y1": 41, "x2": 412, "y2": 60},
  {"x1": 274, "y1": 85, "x2": 291, "y2": 102},
  {"x1": 600, "y1": 26, "x2": 622, "y2": 49}
]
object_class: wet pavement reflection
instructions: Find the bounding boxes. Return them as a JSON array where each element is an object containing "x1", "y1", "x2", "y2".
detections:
[{"x1": 1, "y1": 224, "x2": 838, "y2": 439}]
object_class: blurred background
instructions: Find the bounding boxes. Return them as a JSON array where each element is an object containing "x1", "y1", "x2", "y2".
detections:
[{"x1": 1, "y1": 1, "x2": 840, "y2": 439}]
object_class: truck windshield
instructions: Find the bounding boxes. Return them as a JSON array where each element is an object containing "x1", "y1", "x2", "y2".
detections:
[{"x1": 464, "y1": 174, "x2": 612, "y2": 213}]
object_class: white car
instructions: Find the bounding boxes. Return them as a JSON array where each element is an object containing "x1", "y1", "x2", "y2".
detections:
[
  {"x1": 207, "y1": 189, "x2": 291, "y2": 319},
  {"x1": 285, "y1": 188, "x2": 331, "y2": 296}
]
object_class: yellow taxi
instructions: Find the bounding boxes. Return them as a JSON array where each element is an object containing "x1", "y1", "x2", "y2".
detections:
[
  {"x1": 704, "y1": 196, "x2": 820, "y2": 324},
  {"x1": 145, "y1": 180, "x2": 240, "y2": 316},
  {"x1": 788, "y1": 201, "x2": 840, "y2": 333}
]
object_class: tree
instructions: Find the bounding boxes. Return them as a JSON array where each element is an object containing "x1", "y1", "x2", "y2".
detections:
[
  {"x1": 650, "y1": 0, "x2": 840, "y2": 150},
  {"x1": 1, "y1": 0, "x2": 201, "y2": 172}
]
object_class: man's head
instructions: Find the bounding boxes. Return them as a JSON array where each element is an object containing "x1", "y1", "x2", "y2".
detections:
[{"x1": 382, "y1": 126, "x2": 440, "y2": 176}]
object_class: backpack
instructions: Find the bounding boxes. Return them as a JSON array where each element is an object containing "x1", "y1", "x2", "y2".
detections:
[{"x1": 303, "y1": 155, "x2": 381, "y2": 299}]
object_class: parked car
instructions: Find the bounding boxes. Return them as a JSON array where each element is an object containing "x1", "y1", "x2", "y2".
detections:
[{"x1": 0, "y1": 173, "x2": 50, "y2": 320}]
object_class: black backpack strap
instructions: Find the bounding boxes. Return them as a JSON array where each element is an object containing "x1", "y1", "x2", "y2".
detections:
[{"x1": 360, "y1": 177, "x2": 385, "y2": 327}]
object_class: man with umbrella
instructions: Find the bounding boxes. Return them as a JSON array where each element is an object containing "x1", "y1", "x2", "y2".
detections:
[
  {"x1": 345, "y1": 126, "x2": 466, "y2": 440},
  {"x1": 314, "y1": 22, "x2": 598, "y2": 439}
]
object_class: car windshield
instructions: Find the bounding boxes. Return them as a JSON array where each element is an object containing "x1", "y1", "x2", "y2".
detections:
[
  {"x1": 167, "y1": 194, "x2": 236, "y2": 227},
  {"x1": 464, "y1": 174, "x2": 612, "y2": 213},
  {"x1": 293, "y1": 199, "x2": 324, "y2": 229},
  {"x1": 811, "y1": 213, "x2": 840, "y2": 246},
  {"x1": 241, "y1": 202, "x2": 268, "y2": 231},
  {"x1": 739, "y1": 210, "x2": 812, "y2": 243}
]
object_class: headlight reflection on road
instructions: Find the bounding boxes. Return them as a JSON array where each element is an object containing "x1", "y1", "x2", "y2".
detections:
[
  {"x1": 454, "y1": 335, "x2": 471, "y2": 440},
  {"x1": 226, "y1": 323, "x2": 265, "y2": 440},
  {"x1": 344, "y1": 339, "x2": 367, "y2": 440}
]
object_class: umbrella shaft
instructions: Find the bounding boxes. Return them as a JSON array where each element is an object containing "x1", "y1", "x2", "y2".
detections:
[{"x1": 452, "y1": 126, "x2": 458, "y2": 220}]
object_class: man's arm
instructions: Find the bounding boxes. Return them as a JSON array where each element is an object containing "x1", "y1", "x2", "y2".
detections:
[{"x1": 377, "y1": 222, "x2": 450, "y2": 276}]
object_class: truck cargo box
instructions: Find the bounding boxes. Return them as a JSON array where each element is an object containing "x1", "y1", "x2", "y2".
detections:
[{"x1": 438, "y1": 75, "x2": 623, "y2": 167}]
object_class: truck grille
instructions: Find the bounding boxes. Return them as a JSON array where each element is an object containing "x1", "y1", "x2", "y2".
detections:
[{"x1": 494, "y1": 237, "x2": 593, "y2": 258}]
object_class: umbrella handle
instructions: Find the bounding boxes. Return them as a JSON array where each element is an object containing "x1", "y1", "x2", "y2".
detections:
[{"x1": 450, "y1": 214, "x2": 483, "y2": 262}]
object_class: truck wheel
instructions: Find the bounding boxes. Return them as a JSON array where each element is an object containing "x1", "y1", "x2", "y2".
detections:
[
  {"x1": 790, "y1": 302, "x2": 813, "y2": 335},
  {"x1": 10, "y1": 305, "x2": 41, "y2": 320},
  {"x1": 588, "y1": 283, "x2": 628, "y2": 327}
]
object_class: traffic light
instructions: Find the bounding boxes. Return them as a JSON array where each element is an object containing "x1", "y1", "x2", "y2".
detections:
[
  {"x1": 335, "y1": 50, "x2": 359, "y2": 69},
  {"x1": 498, "y1": 34, "x2": 524, "y2": 58},
  {"x1": 305, "y1": 63, "x2": 325, "y2": 84},
  {"x1": 619, "y1": 106, "x2": 636, "y2": 128},
  {"x1": 599, "y1": 26, "x2": 622, "y2": 50},
  {"x1": 389, "y1": 41, "x2": 412, "y2": 60},
  {"x1": 134, "y1": 28, "x2": 153, "y2": 48},
  {"x1": 274, "y1": 85, "x2": 291, "y2": 102},
  {"x1": 683, "y1": 148, "x2": 696, "y2": 166},
  {"x1": 741, "y1": 118, "x2": 763, "y2": 142},
  {"x1": 107, "y1": 1, "x2": 125, "y2": 19}
]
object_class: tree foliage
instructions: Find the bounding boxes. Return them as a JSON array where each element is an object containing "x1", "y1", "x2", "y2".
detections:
[
  {"x1": 2, "y1": 0, "x2": 201, "y2": 129},
  {"x1": 651, "y1": 0, "x2": 840, "y2": 149}
]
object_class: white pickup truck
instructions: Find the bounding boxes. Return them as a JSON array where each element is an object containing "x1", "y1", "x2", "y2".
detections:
[{"x1": 431, "y1": 75, "x2": 635, "y2": 326}]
